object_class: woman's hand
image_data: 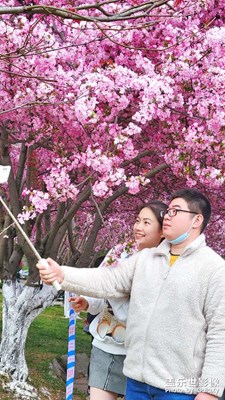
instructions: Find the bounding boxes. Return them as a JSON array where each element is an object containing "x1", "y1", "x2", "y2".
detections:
[{"x1": 69, "y1": 296, "x2": 89, "y2": 312}]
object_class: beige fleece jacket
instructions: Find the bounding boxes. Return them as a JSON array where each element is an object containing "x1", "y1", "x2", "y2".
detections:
[{"x1": 61, "y1": 234, "x2": 225, "y2": 396}]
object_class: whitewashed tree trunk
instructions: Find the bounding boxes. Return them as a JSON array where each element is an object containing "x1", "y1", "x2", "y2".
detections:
[{"x1": 0, "y1": 279, "x2": 57, "y2": 382}]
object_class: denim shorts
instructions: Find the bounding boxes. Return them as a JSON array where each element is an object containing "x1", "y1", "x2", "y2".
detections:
[
  {"x1": 88, "y1": 346, "x2": 126, "y2": 396},
  {"x1": 126, "y1": 378, "x2": 196, "y2": 400}
]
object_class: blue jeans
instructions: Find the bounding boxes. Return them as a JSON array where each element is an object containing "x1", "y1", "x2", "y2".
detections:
[{"x1": 126, "y1": 378, "x2": 196, "y2": 400}]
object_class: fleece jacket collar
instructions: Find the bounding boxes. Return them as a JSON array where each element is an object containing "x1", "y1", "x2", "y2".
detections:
[{"x1": 154, "y1": 234, "x2": 207, "y2": 258}]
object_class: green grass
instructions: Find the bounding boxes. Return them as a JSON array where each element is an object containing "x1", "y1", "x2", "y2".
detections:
[{"x1": 0, "y1": 293, "x2": 92, "y2": 399}]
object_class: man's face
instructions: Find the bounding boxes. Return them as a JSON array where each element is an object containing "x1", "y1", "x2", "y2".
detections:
[{"x1": 162, "y1": 197, "x2": 196, "y2": 241}]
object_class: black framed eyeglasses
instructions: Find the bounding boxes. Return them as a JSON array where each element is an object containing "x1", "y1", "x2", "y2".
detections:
[{"x1": 160, "y1": 208, "x2": 199, "y2": 218}]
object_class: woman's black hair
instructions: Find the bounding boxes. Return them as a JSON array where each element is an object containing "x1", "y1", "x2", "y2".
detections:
[{"x1": 139, "y1": 200, "x2": 167, "y2": 229}]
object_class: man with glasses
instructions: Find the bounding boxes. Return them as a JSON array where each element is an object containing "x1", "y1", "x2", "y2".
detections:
[
  {"x1": 37, "y1": 189, "x2": 225, "y2": 400},
  {"x1": 160, "y1": 190, "x2": 209, "y2": 254}
]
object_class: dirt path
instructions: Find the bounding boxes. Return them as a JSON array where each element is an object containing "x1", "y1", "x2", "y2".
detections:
[{"x1": 75, "y1": 375, "x2": 89, "y2": 399}]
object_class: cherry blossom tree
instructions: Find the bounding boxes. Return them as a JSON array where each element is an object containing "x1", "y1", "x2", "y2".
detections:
[{"x1": 0, "y1": 0, "x2": 225, "y2": 396}]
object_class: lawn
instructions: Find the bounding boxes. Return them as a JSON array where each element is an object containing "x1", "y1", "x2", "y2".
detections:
[{"x1": 0, "y1": 293, "x2": 92, "y2": 400}]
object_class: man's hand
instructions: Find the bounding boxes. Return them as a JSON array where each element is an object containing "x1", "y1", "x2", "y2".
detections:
[
  {"x1": 195, "y1": 393, "x2": 218, "y2": 400},
  {"x1": 69, "y1": 296, "x2": 89, "y2": 312},
  {"x1": 36, "y1": 258, "x2": 64, "y2": 285}
]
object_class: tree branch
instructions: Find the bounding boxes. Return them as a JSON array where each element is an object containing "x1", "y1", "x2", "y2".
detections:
[{"x1": 0, "y1": 1, "x2": 170, "y2": 23}]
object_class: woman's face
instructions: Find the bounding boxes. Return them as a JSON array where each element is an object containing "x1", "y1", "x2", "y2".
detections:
[{"x1": 133, "y1": 207, "x2": 163, "y2": 251}]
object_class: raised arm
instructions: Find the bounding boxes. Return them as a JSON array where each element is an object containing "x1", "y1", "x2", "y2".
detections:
[{"x1": 36, "y1": 253, "x2": 139, "y2": 298}]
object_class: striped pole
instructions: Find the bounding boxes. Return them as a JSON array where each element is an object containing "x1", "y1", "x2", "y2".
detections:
[{"x1": 66, "y1": 306, "x2": 76, "y2": 400}]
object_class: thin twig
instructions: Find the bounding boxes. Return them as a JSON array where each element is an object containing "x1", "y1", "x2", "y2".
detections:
[{"x1": 0, "y1": 222, "x2": 15, "y2": 237}]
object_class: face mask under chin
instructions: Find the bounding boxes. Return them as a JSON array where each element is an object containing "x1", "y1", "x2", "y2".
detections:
[{"x1": 168, "y1": 219, "x2": 196, "y2": 245}]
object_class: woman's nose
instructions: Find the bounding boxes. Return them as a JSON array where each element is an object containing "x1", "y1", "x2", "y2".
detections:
[{"x1": 135, "y1": 223, "x2": 144, "y2": 230}]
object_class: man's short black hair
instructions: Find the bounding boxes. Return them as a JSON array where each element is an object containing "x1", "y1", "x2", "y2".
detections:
[{"x1": 170, "y1": 188, "x2": 211, "y2": 233}]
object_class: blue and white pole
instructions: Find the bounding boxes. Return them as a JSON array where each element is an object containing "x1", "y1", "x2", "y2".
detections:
[{"x1": 65, "y1": 302, "x2": 77, "y2": 400}]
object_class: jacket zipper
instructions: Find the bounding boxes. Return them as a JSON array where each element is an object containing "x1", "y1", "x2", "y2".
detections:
[{"x1": 140, "y1": 255, "x2": 182, "y2": 380}]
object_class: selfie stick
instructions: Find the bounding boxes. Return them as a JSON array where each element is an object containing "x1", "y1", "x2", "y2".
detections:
[{"x1": 0, "y1": 166, "x2": 61, "y2": 291}]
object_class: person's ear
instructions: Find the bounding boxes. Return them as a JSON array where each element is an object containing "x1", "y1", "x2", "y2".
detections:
[{"x1": 193, "y1": 214, "x2": 204, "y2": 229}]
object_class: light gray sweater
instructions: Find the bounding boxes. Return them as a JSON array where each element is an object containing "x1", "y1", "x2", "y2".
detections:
[{"x1": 61, "y1": 235, "x2": 225, "y2": 396}]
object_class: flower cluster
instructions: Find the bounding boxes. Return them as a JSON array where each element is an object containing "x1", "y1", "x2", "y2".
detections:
[{"x1": 102, "y1": 240, "x2": 139, "y2": 268}]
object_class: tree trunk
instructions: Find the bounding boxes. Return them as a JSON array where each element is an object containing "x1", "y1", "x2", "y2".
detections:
[{"x1": 0, "y1": 279, "x2": 57, "y2": 382}]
